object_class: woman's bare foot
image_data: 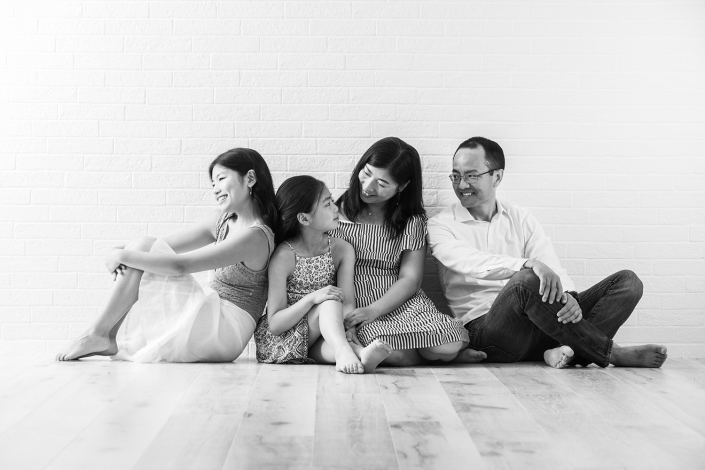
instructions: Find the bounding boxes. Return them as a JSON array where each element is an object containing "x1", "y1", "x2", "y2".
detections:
[
  {"x1": 335, "y1": 346, "x2": 364, "y2": 374},
  {"x1": 360, "y1": 339, "x2": 392, "y2": 373},
  {"x1": 610, "y1": 344, "x2": 668, "y2": 368},
  {"x1": 55, "y1": 333, "x2": 117, "y2": 361},
  {"x1": 451, "y1": 348, "x2": 487, "y2": 363},
  {"x1": 544, "y1": 345, "x2": 574, "y2": 369}
]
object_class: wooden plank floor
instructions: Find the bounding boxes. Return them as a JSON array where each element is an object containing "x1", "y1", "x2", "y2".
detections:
[{"x1": 0, "y1": 354, "x2": 704, "y2": 470}]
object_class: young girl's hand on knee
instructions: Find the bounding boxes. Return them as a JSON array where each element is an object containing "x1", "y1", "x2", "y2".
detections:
[{"x1": 309, "y1": 285, "x2": 344, "y2": 305}]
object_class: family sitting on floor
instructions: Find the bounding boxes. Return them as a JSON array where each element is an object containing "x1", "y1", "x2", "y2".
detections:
[{"x1": 57, "y1": 136, "x2": 668, "y2": 371}]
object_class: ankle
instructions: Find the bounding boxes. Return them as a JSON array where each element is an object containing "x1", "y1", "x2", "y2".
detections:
[{"x1": 87, "y1": 327, "x2": 109, "y2": 338}]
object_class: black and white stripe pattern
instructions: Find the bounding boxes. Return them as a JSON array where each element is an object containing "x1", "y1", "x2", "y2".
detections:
[{"x1": 332, "y1": 216, "x2": 468, "y2": 350}]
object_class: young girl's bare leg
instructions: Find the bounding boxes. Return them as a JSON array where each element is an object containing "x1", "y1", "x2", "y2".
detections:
[
  {"x1": 307, "y1": 300, "x2": 364, "y2": 374},
  {"x1": 56, "y1": 237, "x2": 157, "y2": 361},
  {"x1": 310, "y1": 336, "x2": 392, "y2": 374}
]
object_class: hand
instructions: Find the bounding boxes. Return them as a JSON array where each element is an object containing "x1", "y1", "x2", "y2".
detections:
[
  {"x1": 112, "y1": 264, "x2": 127, "y2": 281},
  {"x1": 345, "y1": 326, "x2": 362, "y2": 346},
  {"x1": 556, "y1": 292, "x2": 582, "y2": 324},
  {"x1": 344, "y1": 307, "x2": 378, "y2": 329},
  {"x1": 309, "y1": 285, "x2": 344, "y2": 305},
  {"x1": 525, "y1": 260, "x2": 563, "y2": 304},
  {"x1": 105, "y1": 248, "x2": 125, "y2": 281}
]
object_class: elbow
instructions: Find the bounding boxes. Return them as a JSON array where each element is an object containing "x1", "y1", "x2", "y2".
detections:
[
  {"x1": 170, "y1": 260, "x2": 189, "y2": 277},
  {"x1": 402, "y1": 275, "x2": 423, "y2": 293},
  {"x1": 268, "y1": 322, "x2": 284, "y2": 336}
]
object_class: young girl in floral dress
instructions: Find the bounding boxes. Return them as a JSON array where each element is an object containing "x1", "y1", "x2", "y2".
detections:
[{"x1": 254, "y1": 176, "x2": 392, "y2": 373}]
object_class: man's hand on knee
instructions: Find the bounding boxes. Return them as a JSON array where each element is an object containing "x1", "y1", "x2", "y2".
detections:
[
  {"x1": 556, "y1": 292, "x2": 582, "y2": 324},
  {"x1": 523, "y1": 259, "x2": 563, "y2": 304}
]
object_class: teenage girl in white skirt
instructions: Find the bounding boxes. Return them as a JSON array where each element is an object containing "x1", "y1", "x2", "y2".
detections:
[{"x1": 56, "y1": 148, "x2": 278, "y2": 363}]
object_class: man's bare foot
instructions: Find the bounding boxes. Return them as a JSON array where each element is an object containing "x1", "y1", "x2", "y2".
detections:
[
  {"x1": 360, "y1": 339, "x2": 392, "y2": 373},
  {"x1": 335, "y1": 346, "x2": 364, "y2": 374},
  {"x1": 610, "y1": 344, "x2": 668, "y2": 368},
  {"x1": 451, "y1": 348, "x2": 487, "y2": 363},
  {"x1": 544, "y1": 345, "x2": 574, "y2": 369},
  {"x1": 55, "y1": 333, "x2": 117, "y2": 361}
]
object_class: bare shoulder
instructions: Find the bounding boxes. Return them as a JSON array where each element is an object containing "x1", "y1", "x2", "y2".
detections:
[{"x1": 269, "y1": 242, "x2": 296, "y2": 273}]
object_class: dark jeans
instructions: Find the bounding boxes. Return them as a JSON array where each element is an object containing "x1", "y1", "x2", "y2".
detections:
[{"x1": 465, "y1": 269, "x2": 643, "y2": 367}]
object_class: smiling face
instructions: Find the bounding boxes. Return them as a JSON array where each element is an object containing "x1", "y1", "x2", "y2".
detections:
[
  {"x1": 358, "y1": 164, "x2": 402, "y2": 206},
  {"x1": 452, "y1": 146, "x2": 502, "y2": 212},
  {"x1": 211, "y1": 164, "x2": 252, "y2": 213},
  {"x1": 301, "y1": 186, "x2": 339, "y2": 233}
]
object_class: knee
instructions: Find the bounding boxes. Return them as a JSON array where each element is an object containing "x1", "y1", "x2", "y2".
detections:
[
  {"x1": 308, "y1": 300, "x2": 342, "y2": 323},
  {"x1": 508, "y1": 269, "x2": 541, "y2": 292},
  {"x1": 316, "y1": 299, "x2": 343, "y2": 316},
  {"x1": 125, "y1": 236, "x2": 157, "y2": 252},
  {"x1": 425, "y1": 341, "x2": 464, "y2": 355},
  {"x1": 617, "y1": 270, "x2": 643, "y2": 301}
]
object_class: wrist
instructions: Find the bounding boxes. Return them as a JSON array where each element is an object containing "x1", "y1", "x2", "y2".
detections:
[
  {"x1": 565, "y1": 290, "x2": 579, "y2": 302},
  {"x1": 366, "y1": 305, "x2": 381, "y2": 319},
  {"x1": 523, "y1": 259, "x2": 535, "y2": 269}
]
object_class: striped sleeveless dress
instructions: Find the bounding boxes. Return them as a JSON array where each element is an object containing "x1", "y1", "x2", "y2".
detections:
[{"x1": 331, "y1": 215, "x2": 468, "y2": 350}]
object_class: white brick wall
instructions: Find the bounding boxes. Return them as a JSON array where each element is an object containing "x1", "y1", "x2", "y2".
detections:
[{"x1": 1, "y1": 0, "x2": 704, "y2": 357}]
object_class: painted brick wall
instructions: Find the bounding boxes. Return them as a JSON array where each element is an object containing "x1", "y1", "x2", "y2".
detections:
[{"x1": 1, "y1": 1, "x2": 704, "y2": 357}]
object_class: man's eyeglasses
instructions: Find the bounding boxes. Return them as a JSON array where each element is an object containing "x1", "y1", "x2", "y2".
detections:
[{"x1": 448, "y1": 169, "x2": 498, "y2": 185}]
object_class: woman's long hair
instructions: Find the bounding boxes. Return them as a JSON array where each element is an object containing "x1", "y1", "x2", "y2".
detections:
[
  {"x1": 274, "y1": 175, "x2": 327, "y2": 245},
  {"x1": 208, "y1": 148, "x2": 278, "y2": 230},
  {"x1": 336, "y1": 137, "x2": 425, "y2": 239}
]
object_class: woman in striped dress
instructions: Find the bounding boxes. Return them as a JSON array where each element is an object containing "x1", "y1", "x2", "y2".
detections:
[{"x1": 332, "y1": 137, "x2": 484, "y2": 365}]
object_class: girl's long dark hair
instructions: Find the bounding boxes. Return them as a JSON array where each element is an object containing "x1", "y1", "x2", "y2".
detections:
[
  {"x1": 275, "y1": 175, "x2": 327, "y2": 245},
  {"x1": 336, "y1": 137, "x2": 425, "y2": 239},
  {"x1": 208, "y1": 148, "x2": 278, "y2": 230}
]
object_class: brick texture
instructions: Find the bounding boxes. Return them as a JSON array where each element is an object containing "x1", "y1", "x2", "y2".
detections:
[{"x1": 0, "y1": 1, "x2": 703, "y2": 356}]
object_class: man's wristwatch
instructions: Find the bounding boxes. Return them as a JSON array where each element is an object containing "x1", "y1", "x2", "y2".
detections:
[{"x1": 564, "y1": 290, "x2": 579, "y2": 303}]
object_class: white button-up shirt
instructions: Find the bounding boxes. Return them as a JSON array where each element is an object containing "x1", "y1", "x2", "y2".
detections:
[{"x1": 427, "y1": 200, "x2": 574, "y2": 325}]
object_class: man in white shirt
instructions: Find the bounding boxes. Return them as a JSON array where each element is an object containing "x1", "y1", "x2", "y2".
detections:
[{"x1": 428, "y1": 137, "x2": 668, "y2": 368}]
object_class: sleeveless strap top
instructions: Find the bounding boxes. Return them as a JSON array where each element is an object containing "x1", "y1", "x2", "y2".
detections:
[
  {"x1": 209, "y1": 212, "x2": 275, "y2": 323},
  {"x1": 283, "y1": 236, "x2": 336, "y2": 307}
]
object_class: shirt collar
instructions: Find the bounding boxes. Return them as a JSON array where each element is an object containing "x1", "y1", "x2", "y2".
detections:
[{"x1": 453, "y1": 200, "x2": 506, "y2": 223}]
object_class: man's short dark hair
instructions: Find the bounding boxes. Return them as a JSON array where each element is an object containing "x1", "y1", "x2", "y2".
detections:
[{"x1": 454, "y1": 136, "x2": 505, "y2": 171}]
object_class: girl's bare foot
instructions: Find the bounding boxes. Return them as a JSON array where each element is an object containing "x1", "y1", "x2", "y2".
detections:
[
  {"x1": 451, "y1": 348, "x2": 487, "y2": 363},
  {"x1": 335, "y1": 346, "x2": 364, "y2": 374},
  {"x1": 610, "y1": 344, "x2": 668, "y2": 368},
  {"x1": 360, "y1": 339, "x2": 392, "y2": 373},
  {"x1": 55, "y1": 333, "x2": 117, "y2": 361},
  {"x1": 544, "y1": 345, "x2": 574, "y2": 369}
]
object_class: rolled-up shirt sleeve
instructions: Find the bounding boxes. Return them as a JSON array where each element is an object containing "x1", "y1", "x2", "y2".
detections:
[{"x1": 428, "y1": 217, "x2": 527, "y2": 281}]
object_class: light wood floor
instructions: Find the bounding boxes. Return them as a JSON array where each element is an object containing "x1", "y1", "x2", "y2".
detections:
[{"x1": 0, "y1": 351, "x2": 704, "y2": 470}]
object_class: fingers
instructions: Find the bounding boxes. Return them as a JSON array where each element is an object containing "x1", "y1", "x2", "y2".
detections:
[
  {"x1": 557, "y1": 305, "x2": 582, "y2": 324},
  {"x1": 539, "y1": 274, "x2": 546, "y2": 298},
  {"x1": 556, "y1": 303, "x2": 569, "y2": 318}
]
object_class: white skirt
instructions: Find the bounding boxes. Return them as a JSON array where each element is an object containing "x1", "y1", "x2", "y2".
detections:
[{"x1": 114, "y1": 239, "x2": 256, "y2": 363}]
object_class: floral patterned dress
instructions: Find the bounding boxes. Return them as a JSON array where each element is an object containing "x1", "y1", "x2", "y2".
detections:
[{"x1": 254, "y1": 237, "x2": 336, "y2": 364}]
